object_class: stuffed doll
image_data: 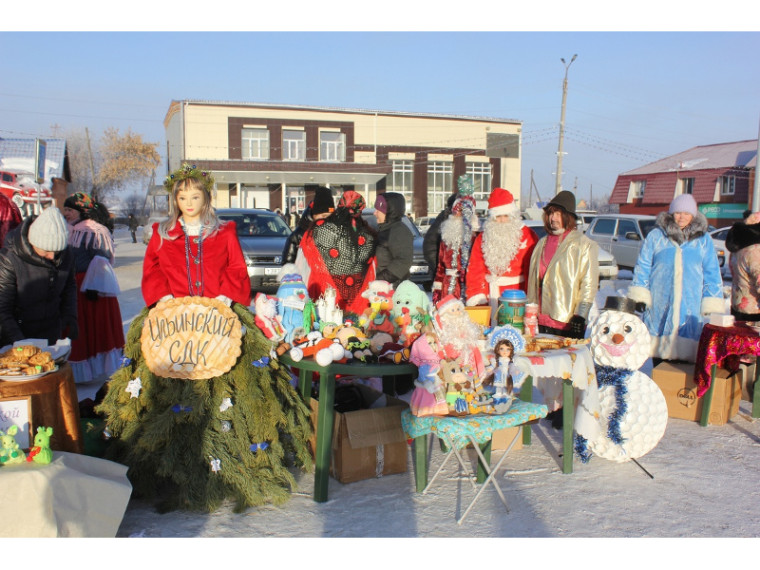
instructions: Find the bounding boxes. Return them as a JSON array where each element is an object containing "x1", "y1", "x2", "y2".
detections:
[
  {"x1": 408, "y1": 333, "x2": 448, "y2": 416},
  {"x1": 276, "y1": 273, "x2": 310, "y2": 344},
  {"x1": 391, "y1": 280, "x2": 431, "y2": 346},
  {"x1": 254, "y1": 292, "x2": 287, "y2": 343}
]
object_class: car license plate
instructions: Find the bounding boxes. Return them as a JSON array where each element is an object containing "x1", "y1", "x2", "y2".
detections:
[
  {"x1": 410, "y1": 265, "x2": 428, "y2": 274},
  {"x1": 264, "y1": 267, "x2": 280, "y2": 275}
]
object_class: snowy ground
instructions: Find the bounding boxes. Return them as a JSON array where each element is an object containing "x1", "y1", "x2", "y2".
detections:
[{"x1": 103, "y1": 228, "x2": 758, "y2": 557}]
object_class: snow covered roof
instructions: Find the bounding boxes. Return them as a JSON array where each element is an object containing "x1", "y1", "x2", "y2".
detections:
[
  {"x1": 0, "y1": 138, "x2": 69, "y2": 187},
  {"x1": 623, "y1": 139, "x2": 757, "y2": 175}
]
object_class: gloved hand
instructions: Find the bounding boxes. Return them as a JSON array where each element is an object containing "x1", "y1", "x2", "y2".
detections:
[
  {"x1": 634, "y1": 302, "x2": 647, "y2": 313},
  {"x1": 85, "y1": 289, "x2": 99, "y2": 301},
  {"x1": 215, "y1": 294, "x2": 233, "y2": 307},
  {"x1": 62, "y1": 318, "x2": 79, "y2": 340},
  {"x1": 568, "y1": 315, "x2": 586, "y2": 340}
]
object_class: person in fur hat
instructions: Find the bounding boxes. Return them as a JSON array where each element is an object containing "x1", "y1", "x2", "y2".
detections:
[
  {"x1": 432, "y1": 193, "x2": 478, "y2": 304},
  {"x1": 627, "y1": 193, "x2": 723, "y2": 363},
  {"x1": 725, "y1": 211, "x2": 760, "y2": 322},
  {"x1": 465, "y1": 187, "x2": 538, "y2": 325}
]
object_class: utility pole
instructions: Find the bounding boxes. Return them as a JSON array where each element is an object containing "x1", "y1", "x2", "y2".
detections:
[
  {"x1": 753, "y1": 115, "x2": 760, "y2": 212},
  {"x1": 555, "y1": 54, "x2": 577, "y2": 196}
]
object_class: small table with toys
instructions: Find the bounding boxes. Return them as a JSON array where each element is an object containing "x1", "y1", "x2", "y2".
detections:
[{"x1": 512, "y1": 334, "x2": 596, "y2": 474}]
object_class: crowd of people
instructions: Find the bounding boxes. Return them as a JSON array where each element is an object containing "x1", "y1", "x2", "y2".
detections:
[{"x1": 0, "y1": 171, "x2": 755, "y2": 426}]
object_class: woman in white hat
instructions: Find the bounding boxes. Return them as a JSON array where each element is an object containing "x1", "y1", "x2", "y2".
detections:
[
  {"x1": 627, "y1": 194, "x2": 723, "y2": 363},
  {"x1": 0, "y1": 206, "x2": 77, "y2": 345}
]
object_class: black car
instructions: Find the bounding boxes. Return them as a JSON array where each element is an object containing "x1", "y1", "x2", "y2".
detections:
[
  {"x1": 216, "y1": 208, "x2": 292, "y2": 293},
  {"x1": 362, "y1": 208, "x2": 433, "y2": 290}
]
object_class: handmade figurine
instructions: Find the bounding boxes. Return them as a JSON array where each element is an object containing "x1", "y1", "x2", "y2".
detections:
[
  {"x1": 574, "y1": 297, "x2": 668, "y2": 463},
  {"x1": 276, "y1": 273, "x2": 310, "y2": 344},
  {"x1": 391, "y1": 280, "x2": 430, "y2": 346},
  {"x1": 484, "y1": 325, "x2": 525, "y2": 414},
  {"x1": 254, "y1": 292, "x2": 286, "y2": 343},
  {"x1": 360, "y1": 280, "x2": 396, "y2": 335},
  {"x1": 0, "y1": 425, "x2": 26, "y2": 465},
  {"x1": 26, "y1": 426, "x2": 54, "y2": 465},
  {"x1": 408, "y1": 332, "x2": 448, "y2": 416}
]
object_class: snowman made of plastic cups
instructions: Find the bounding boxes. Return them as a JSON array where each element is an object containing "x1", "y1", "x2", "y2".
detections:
[{"x1": 575, "y1": 296, "x2": 668, "y2": 464}]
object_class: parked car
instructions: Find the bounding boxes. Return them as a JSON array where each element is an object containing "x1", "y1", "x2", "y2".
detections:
[
  {"x1": 216, "y1": 208, "x2": 292, "y2": 293},
  {"x1": 415, "y1": 216, "x2": 436, "y2": 235},
  {"x1": 584, "y1": 214, "x2": 657, "y2": 270},
  {"x1": 524, "y1": 220, "x2": 619, "y2": 279},
  {"x1": 710, "y1": 227, "x2": 731, "y2": 279},
  {"x1": 362, "y1": 208, "x2": 433, "y2": 289}
]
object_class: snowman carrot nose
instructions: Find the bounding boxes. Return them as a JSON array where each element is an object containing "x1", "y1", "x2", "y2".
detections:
[{"x1": 611, "y1": 333, "x2": 625, "y2": 345}]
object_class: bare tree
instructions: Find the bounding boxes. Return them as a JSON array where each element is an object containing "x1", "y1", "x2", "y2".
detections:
[
  {"x1": 63, "y1": 127, "x2": 161, "y2": 203},
  {"x1": 121, "y1": 192, "x2": 146, "y2": 218}
]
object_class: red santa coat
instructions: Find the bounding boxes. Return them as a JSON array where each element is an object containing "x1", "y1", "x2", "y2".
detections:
[
  {"x1": 142, "y1": 220, "x2": 251, "y2": 307},
  {"x1": 465, "y1": 225, "x2": 538, "y2": 320}
]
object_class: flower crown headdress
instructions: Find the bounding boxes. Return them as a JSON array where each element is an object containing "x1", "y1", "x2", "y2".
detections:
[{"x1": 164, "y1": 163, "x2": 215, "y2": 194}]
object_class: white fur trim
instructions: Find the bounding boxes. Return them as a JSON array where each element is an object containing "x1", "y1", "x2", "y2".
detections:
[
  {"x1": 701, "y1": 296, "x2": 725, "y2": 316},
  {"x1": 432, "y1": 281, "x2": 442, "y2": 291},
  {"x1": 466, "y1": 294, "x2": 487, "y2": 307},
  {"x1": 626, "y1": 285, "x2": 651, "y2": 307},
  {"x1": 488, "y1": 203, "x2": 519, "y2": 218}
]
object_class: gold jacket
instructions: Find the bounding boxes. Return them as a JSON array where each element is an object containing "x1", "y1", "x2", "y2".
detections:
[{"x1": 526, "y1": 229, "x2": 599, "y2": 323}]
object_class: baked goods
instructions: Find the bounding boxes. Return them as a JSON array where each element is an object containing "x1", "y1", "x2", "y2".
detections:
[
  {"x1": 523, "y1": 335, "x2": 589, "y2": 353},
  {"x1": 0, "y1": 345, "x2": 55, "y2": 377}
]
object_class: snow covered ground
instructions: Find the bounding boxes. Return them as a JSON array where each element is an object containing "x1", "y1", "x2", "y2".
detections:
[{"x1": 105, "y1": 228, "x2": 758, "y2": 557}]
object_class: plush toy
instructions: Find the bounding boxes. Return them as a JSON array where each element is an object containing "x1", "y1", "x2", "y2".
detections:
[
  {"x1": 440, "y1": 358, "x2": 471, "y2": 416},
  {"x1": 360, "y1": 280, "x2": 396, "y2": 335},
  {"x1": 408, "y1": 333, "x2": 448, "y2": 416},
  {"x1": 0, "y1": 425, "x2": 26, "y2": 465},
  {"x1": 276, "y1": 273, "x2": 310, "y2": 344},
  {"x1": 575, "y1": 297, "x2": 668, "y2": 464},
  {"x1": 26, "y1": 426, "x2": 54, "y2": 465},
  {"x1": 254, "y1": 292, "x2": 287, "y2": 342},
  {"x1": 368, "y1": 332, "x2": 394, "y2": 356},
  {"x1": 391, "y1": 280, "x2": 431, "y2": 346}
]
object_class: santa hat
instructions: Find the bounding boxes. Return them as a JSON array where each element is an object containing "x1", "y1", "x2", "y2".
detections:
[
  {"x1": 487, "y1": 188, "x2": 519, "y2": 218},
  {"x1": 436, "y1": 294, "x2": 461, "y2": 316}
]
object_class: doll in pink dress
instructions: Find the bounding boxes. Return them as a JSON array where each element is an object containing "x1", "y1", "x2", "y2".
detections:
[{"x1": 409, "y1": 332, "x2": 448, "y2": 416}]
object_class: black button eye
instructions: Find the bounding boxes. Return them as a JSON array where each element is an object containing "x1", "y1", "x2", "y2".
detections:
[
  {"x1": 602, "y1": 326, "x2": 610, "y2": 334},
  {"x1": 624, "y1": 324, "x2": 633, "y2": 333}
]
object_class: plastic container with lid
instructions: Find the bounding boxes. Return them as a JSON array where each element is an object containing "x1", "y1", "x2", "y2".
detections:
[{"x1": 496, "y1": 289, "x2": 527, "y2": 330}]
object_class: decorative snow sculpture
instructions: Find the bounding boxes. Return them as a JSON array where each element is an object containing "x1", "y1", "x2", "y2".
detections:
[{"x1": 576, "y1": 296, "x2": 668, "y2": 463}]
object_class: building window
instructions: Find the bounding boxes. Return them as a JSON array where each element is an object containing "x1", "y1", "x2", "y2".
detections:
[
  {"x1": 719, "y1": 175, "x2": 735, "y2": 196},
  {"x1": 631, "y1": 180, "x2": 646, "y2": 199},
  {"x1": 427, "y1": 161, "x2": 453, "y2": 215},
  {"x1": 467, "y1": 163, "x2": 492, "y2": 204},
  {"x1": 680, "y1": 177, "x2": 695, "y2": 195},
  {"x1": 242, "y1": 128, "x2": 269, "y2": 160},
  {"x1": 389, "y1": 160, "x2": 414, "y2": 210},
  {"x1": 282, "y1": 129, "x2": 305, "y2": 161},
  {"x1": 320, "y1": 131, "x2": 345, "y2": 162}
]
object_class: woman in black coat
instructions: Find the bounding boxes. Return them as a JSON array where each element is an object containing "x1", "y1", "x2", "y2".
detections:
[
  {"x1": 373, "y1": 192, "x2": 413, "y2": 288},
  {"x1": 0, "y1": 208, "x2": 78, "y2": 345}
]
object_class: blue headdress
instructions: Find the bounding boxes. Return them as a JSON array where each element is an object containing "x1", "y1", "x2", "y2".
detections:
[{"x1": 488, "y1": 325, "x2": 525, "y2": 354}]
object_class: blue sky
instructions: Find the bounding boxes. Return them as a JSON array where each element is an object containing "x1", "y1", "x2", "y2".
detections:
[{"x1": 2, "y1": 8, "x2": 759, "y2": 207}]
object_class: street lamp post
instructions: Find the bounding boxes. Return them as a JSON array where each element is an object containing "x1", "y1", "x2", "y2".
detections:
[{"x1": 555, "y1": 54, "x2": 577, "y2": 196}]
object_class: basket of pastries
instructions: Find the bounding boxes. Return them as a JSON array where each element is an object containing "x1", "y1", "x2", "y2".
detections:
[
  {"x1": 0, "y1": 345, "x2": 57, "y2": 378},
  {"x1": 523, "y1": 335, "x2": 590, "y2": 353}
]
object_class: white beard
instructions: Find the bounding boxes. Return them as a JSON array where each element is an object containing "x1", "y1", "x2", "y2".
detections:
[
  {"x1": 439, "y1": 311, "x2": 482, "y2": 361},
  {"x1": 482, "y1": 216, "x2": 524, "y2": 275},
  {"x1": 440, "y1": 216, "x2": 465, "y2": 251}
]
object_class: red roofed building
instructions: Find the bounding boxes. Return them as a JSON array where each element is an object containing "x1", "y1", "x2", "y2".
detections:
[{"x1": 610, "y1": 139, "x2": 757, "y2": 228}]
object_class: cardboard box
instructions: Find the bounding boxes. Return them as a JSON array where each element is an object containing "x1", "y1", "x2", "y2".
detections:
[
  {"x1": 652, "y1": 361, "x2": 741, "y2": 425},
  {"x1": 309, "y1": 384, "x2": 409, "y2": 484},
  {"x1": 490, "y1": 426, "x2": 524, "y2": 451}
]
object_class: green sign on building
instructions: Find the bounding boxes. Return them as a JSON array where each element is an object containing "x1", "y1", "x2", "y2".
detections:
[{"x1": 699, "y1": 203, "x2": 748, "y2": 219}]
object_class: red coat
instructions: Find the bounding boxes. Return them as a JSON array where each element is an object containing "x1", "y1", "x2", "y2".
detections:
[
  {"x1": 142, "y1": 220, "x2": 251, "y2": 307},
  {"x1": 465, "y1": 225, "x2": 538, "y2": 314}
]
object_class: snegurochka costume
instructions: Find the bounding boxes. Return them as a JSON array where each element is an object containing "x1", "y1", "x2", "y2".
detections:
[{"x1": 97, "y1": 165, "x2": 313, "y2": 513}]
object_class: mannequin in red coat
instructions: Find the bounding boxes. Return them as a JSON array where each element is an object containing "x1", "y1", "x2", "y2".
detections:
[
  {"x1": 465, "y1": 188, "x2": 538, "y2": 325},
  {"x1": 142, "y1": 168, "x2": 250, "y2": 308}
]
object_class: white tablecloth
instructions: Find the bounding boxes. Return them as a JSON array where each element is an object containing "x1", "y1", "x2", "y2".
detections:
[{"x1": 0, "y1": 451, "x2": 132, "y2": 537}]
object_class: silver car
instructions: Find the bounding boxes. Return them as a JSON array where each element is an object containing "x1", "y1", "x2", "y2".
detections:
[{"x1": 585, "y1": 214, "x2": 657, "y2": 270}]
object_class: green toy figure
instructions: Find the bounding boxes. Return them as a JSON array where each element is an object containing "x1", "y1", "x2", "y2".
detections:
[
  {"x1": 27, "y1": 426, "x2": 53, "y2": 465},
  {"x1": 0, "y1": 425, "x2": 26, "y2": 465}
]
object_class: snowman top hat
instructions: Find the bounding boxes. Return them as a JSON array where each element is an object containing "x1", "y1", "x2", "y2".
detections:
[{"x1": 603, "y1": 296, "x2": 638, "y2": 315}]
